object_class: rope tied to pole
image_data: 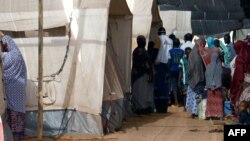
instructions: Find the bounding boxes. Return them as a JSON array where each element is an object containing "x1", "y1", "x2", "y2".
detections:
[{"x1": 44, "y1": 14, "x2": 73, "y2": 79}]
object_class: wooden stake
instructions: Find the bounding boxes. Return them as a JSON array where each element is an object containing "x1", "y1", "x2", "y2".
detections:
[{"x1": 38, "y1": 0, "x2": 44, "y2": 140}]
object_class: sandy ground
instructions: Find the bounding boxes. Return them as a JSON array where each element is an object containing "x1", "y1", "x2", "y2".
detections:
[{"x1": 24, "y1": 107, "x2": 224, "y2": 141}]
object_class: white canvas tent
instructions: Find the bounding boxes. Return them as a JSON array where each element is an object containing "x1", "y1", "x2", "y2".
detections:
[
  {"x1": 149, "y1": 0, "x2": 163, "y2": 42},
  {"x1": 126, "y1": 0, "x2": 160, "y2": 50},
  {"x1": 159, "y1": 11, "x2": 192, "y2": 39},
  {"x1": 0, "y1": 0, "x2": 132, "y2": 136},
  {"x1": 158, "y1": 0, "x2": 249, "y2": 36}
]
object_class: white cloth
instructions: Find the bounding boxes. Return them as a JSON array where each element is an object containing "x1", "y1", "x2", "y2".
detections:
[
  {"x1": 230, "y1": 56, "x2": 237, "y2": 78},
  {"x1": 179, "y1": 59, "x2": 186, "y2": 84},
  {"x1": 0, "y1": 117, "x2": 3, "y2": 141},
  {"x1": 180, "y1": 41, "x2": 194, "y2": 50},
  {"x1": 156, "y1": 35, "x2": 173, "y2": 64},
  {"x1": 198, "y1": 99, "x2": 207, "y2": 120}
]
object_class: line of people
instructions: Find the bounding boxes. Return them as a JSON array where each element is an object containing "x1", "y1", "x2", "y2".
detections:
[{"x1": 131, "y1": 27, "x2": 250, "y2": 125}]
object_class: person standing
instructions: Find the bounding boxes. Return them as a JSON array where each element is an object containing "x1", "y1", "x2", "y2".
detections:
[
  {"x1": 169, "y1": 38, "x2": 184, "y2": 106},
  {"x1": 0, "y1": 32, "x2": 27, "y2": 141},
  {"x1": 180, "y1": 33, "x2": 194, "y2": 50},
  {"x1": 186, "y1": 38, "x2": 206, "y2": 118},
  {"x1": 154, "y1": 27, "x2": 173, "y2": 113},
  {"x1": 131, "y1": 35, "x2": 154, "y2": 115},
  {"x1": 230, "y1": 38, "x2": 250, "y2": 110},
  {"x1": 179, "y1": 47, "x2": 192, "y2": 111},
  {"x1": 214, "y1": 39, "x2": 230, "y2": 68},
  {"x1": 169, "y1": 34, "x2": 176, "y2": 42},
  {"x1": 205, "y1": 52, "x2": 223, "y2": 119},
  {"x1": 147, "y1": 41, "x2": 158, "y2": 63},
  {"x1": 224, "y1": 34, "x2": 236, "y2": 65}
]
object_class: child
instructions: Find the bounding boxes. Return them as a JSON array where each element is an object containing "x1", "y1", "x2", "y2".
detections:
[
  {"x1": 179, "y1": 47, "x2": 192, "y2": 110},
  {"x1": 169, "y1": 38, "x2": 184, "y2": 106},
  {"x1": 226, "y1": 101, "x2": 250, "y2": 125},
  {"x1": 237, "y1": 101, "x2": 250, "y2": 125}
]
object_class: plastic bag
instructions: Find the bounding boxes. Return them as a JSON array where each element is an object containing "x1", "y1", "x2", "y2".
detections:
[
  {"x1": 198, "y1": 99, "x2": 207, "y2": 120},
  {"x1": 224, "y1": 101, "x2": 232, "y2": 116}
]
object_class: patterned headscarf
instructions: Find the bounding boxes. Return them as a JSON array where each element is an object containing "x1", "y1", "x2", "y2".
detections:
[
  {"x1": 2, "y1": 35, "x2": 26, "y2": 83},
  {"x1": 1, "y1": 35, "x2": 27, "y2": 113}
]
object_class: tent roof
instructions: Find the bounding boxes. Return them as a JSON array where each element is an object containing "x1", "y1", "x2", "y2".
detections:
[
  {"x1": 109, "y1": 0, "x2": 132, "y2": 16},
  {"x1": 158, "y1": 0, "x2": 250, "y2": 35}
]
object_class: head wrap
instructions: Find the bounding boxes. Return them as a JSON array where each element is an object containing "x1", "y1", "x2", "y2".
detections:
[
  {"x1": 137, "y1": 35, "x2": 146, "y2": 48},
  {"x1": 207, "y1": 36, "x2": 215, "y2": 48}
]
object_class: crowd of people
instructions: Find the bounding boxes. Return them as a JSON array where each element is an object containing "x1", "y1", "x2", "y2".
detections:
[
  {"x1": 131, "y1": 27, "x2": 250, "y2": 125},
  {"x1": 0, "y1": 25, "x2": 249, "y2": 140}
]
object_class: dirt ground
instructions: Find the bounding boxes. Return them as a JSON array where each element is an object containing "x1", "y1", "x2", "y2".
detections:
[{"x1": 24, "y1": 107, "x2": 224, "y2": 141}]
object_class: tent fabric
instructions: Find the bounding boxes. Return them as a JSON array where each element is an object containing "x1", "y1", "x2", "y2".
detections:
[
  {"x1": 158, "y1": 0, "x2": 247, "y2": 35},
  {"x1": 149, "y1": 0, "x2": 162, "y2": 42},
  {"x1": 109, "y1": 0, "x2": 132, "y2": 16},
  {"x1": 101, "y1": 99, "x2": 123, "y2": 133},
  {"x1": 1, "y1": 0, "x2": 131, "y2": 116},
  {"x1": 22, "y1": 35, "x2": 106, "y2": 115},
  {"x1": 127, "y1": 0, "x2": 155, "y2": 36},
  {"x1": 104, "y1": 16, "x2": 132, "y2": 100},
  {"x1": 159, "y1": 11, "x2": 192, "y2": 39},
  {"x1": 25, "y1": 110, "x2": 103, "y2": 136},
  {"x1": 0, "y1": 0, "x2": 132, "y2": 137},
  {"x1": 0, "y1": 0, "x2": 80, "y2": 31},
  {"x1": 0, "y1": 0, "x2": 117, "y2": 31},
  {"x1": 126, "y1": 0, "x2": 154, "y2": 50},
  {"x1": 236, "y1": 29, "x2": 250, "y2": 40},
  {"x1": 22, "y1": 7, "x2": 109, "y2": 116},
  {"x1": 0, "y1": 0, "x2": 131, "y2": 136},
  {"x1": 102, "y1": 0, "x2": 132, "y2": 132},
  {"x1": 0, "y1": 0, "x2": 113, "y2": 31}
]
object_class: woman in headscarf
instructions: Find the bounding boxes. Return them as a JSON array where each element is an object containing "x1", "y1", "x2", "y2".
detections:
[
  {"x1": 214, "y1": 39, "x2": 230, "y2": 68},
  {"x1": 186, "y1": 38, "x2": 206, "y2": 118},
  {"x1": 207, "y1": 37, "x2": 220, "y2": 54},
  {"x1": 230, "y1": 39, "x2": 250, "y2": 111},
  {"x1": 0, "y1": 32, "x2": 27, "y2": 141},
  {"x1": 131, "y1": 35, "x2": 154, "y2": 115},
  {"x1": 214, "y1": 39, "x2": 231, "y2": 89},
  {"x1": 147, "y1": 41, "x2": 158, "y2": 63},
  {"x1": 179, "y1": 47, "x2": 192, "y2": 111},
  {"x1": 205, "y1": 53, "x2": 223, "y2": 119},
  {"x1": 230, "y1": 40, "x2": 245, "y2": 78}
]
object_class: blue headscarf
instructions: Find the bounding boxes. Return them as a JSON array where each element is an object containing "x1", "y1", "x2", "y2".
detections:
[{"x1": 207, "y1": 37, "x2": 215, "y2": 48}]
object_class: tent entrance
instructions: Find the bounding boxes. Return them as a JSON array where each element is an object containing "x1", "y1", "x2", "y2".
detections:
[{"x1": 101, "y1": 0, "x2": 132, "y2": 134}]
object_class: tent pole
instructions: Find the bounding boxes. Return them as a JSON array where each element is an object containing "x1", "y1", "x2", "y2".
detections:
[{"x1": 37, "y1": 0, "x2": 44, "y2": 140}]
